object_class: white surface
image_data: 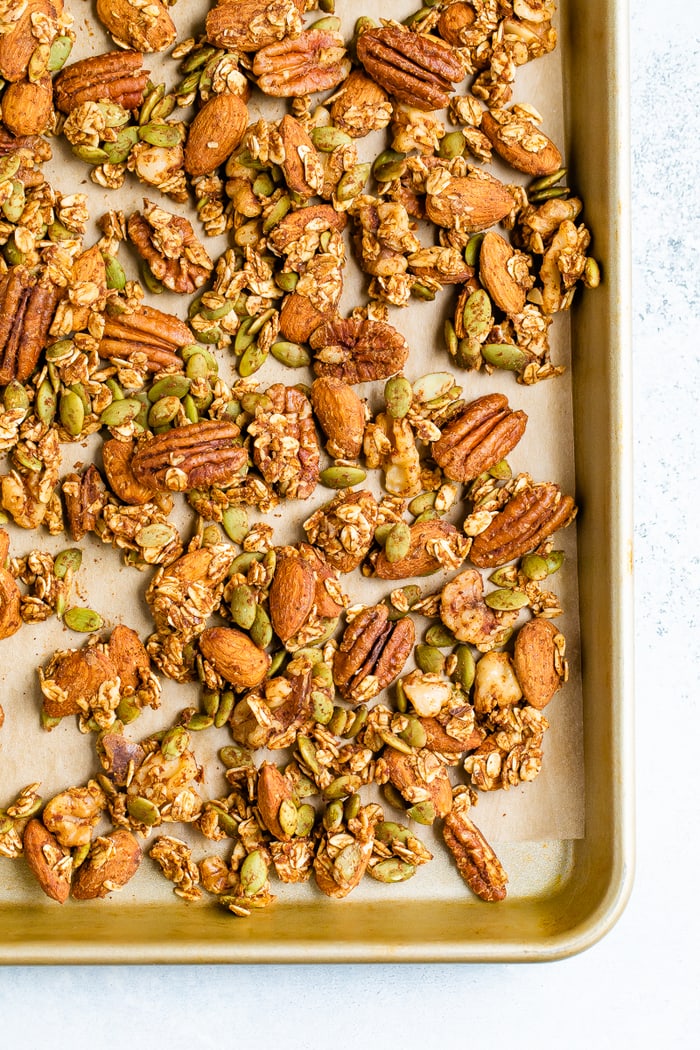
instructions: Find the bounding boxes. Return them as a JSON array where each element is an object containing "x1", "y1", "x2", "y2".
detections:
[{"x1": 1, "y1": 1, "x2": 698, "y2": 1044}]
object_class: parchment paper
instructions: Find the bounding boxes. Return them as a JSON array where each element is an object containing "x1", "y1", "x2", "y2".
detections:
[{"x1": 0, "y1": 0, "x2": 584, "y2": 855}]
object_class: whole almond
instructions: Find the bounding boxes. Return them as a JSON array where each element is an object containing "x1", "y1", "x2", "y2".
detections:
[
  {"x1": 481, "y1": 110, "x2": 562, "y2": 177},
  {"x1": 279, "y1": 114, "x2": 323, "y2": 197},
  {"x1": 383, "y1": 747, "x2": 453, "y2": 818},
  {"x1": 278, "y1": 292, "x2": 328, "y2": 344},
  {"x1": 268, "y1": 550, "x2": 316, "y2": 644},
  {"x1": 257, "y1": 762, "x2": 295, "y2": 841},
  {"x1": 0, "y1": 567, "x2": 22, "y2": 640},
  {"x1": 96, "y1": 0, "x2": 176, "y2": 53},
  {"x1": 374, "y1": 520, "x2": 464, "y2": 580},
  {"x1": 426, "y1": 173, "x2": 514, "y2": 232},
  {"x1": 184, "y1": 93, "x2": 248, "y2": 177},
  {"x1": 107, "y1": 624, "x2": 151, "y2": 694},
  {"x1": 0, "y1": 0, "x2": 56, "y2": 82},
  {"x1": 478, "y1": 231, "x2": 527, "y2": 316},
  {"x1": 199, "y1": 627, "x2": 271, "y2": 689},
  {"x1": 513, "y1": 618, "x2": 565, "y2": 709},
  {"x1": 71, "y1": 830, "x2": 142, "y2": 900},
  {"x1": 1, "y1": 76, "x2": 54, "y2": 137},
  {"x1": 41, "y1": 646, "x2": 118, "y2": 718},
  {"x1": 23, "y1": 819, "x2": 72, "y2": 903},
  {"x1": 311, "y1": 377, "x2": 366, "y2": 459}
]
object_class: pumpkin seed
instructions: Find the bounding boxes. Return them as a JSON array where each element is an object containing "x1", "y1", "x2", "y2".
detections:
[
  {"x1": 63, "y1": 607, "x2": 103, "y2": 632},
  {"x1": 312, "y1": 689, "x2": 334, "y2": 724},
  {"x1": 141, "y1": 261, "x2": 165, "y2": 294},
  {"x1": 382, "y1": 783, "x2": 407, "y2": 811},
  {"x1": 384, "y1": 521, "x2": 411, "y2": 563},
  {"x1": 250, "y1": 605, "x2": 272, "y2": 649},
  {"x1": 72, "y1": 145, "x2": 109, "y2": 164},
  {"x1": 100, "y1": 397, "x2": 143, "y2": 427},
  {"x1": 229, "y1": 551, "x2": 263, "y2": 575},
  {"x1": 343, "y1": 792, "x2": 361, "y2": 822},
  {"x1": 545, "y1": 550, "x2": 565, "y2": 574},
  {"x1": 278, "y1": 798, "x2": 298, "y2": 838},
  {"x1": 319, "y1": 465, "x2": 367, "y2": 489},
  {"x1": 327, "y1": 706, "x2": 349, "y2": 736},
  {"x1": 59, "y1": 389, "x2": 84, "y2": 436},
  {"x1": 372, "y1": 149, "x2": 407, "y2": 182},
  {"x1": 54, "y1": 548, "x2": 82, "y2": 579},
  {"x1": 185, "y1": 712, "x2": 214, "y2": 731},
  {"x1": 240, "y1": 849, "x2": 268, "y2": 896},
  {"x1": 127, "y1": 796, "x2": 160, "y2": 826},
  {"x1": 521, "y1": 553, "x2": 549, "y2": 580},
  {"x1": 0, "y1": 155, "x2": 20, "y2": 183},
  {"x1": 384, "y1": 374, "x2": 413, "y2": 418},
  {"x1": 378, "y1": 728, "x2": 413, "y2": 755},
  {"x1": 148, "y1": 395, "x2": 181, "y2": 428},
  {"x1": 160, "y1": 725, "x2": 190, "y2": 759},
  {"x1": 425, "y1": 623, "x2": 456, "y2": 648},
  {"x1": 414, "y1": 643, "x2": 445, "y2": 675},
  {"x1": 323, "y1": 774, "x2": 361, "y2": 800},
  {"x1": 201, "y1": 689, "x2": 220, "y2": 719},
  {"x1": 370, "y1": 858, "x2": 416, "y2": 883},
  {"x1": 336, "y1": 162, "x2": 371, "y2": 202},
  {"x1": 412, "y1": 371, "x2": 454, "y2": 404},
  {"x1": 323, "y1": 799, "x2": 344, "y2": 832},
  {"x1": 270, "y1": 340, "x2": 310, "y2": 368},
  {"x1": 182, "y1": 395, "x2": 198, "y2": 423},
  {"x1": 147, "y1": 375, "x2": 191, "y2": 402},
  {"x1": 584, "y1": 257, "x2": 601, "y2": 288},
  {"x1": 408, "y1": 491, "x2": 437, "y2": 517},
  {"x1": 453, "y1": 645, "x2": 475, "y2": 691},
  {"x1": 226, "y1": 584, "x2": 257, "y2": 630},
  {"x1": 275, "y1": 270, "x2": 298, "y2": 292},
  {"x1": 488, "y1": 458, "x2": 512, "y2": 480},
  {"x1": 221, "y1": 505, "x2": 249, "y2": 544},
  {"x1": 439, "y1": 130, "x2": 466, "y2": 159},
  {"x1": 295, "y1": 803, "x2": 315, "y2": 837},
  {"x1": 262, "y1": 194, "x2": 291, "y2": 233},
  {"x1": 528, "y1": 167, "x2": 567, "y2": 193},
  {"x1": 103, "y1": 126, "x2": 139, "y2": 164},
  {"x1": 399, "y1": 717, "x2": 427, "y2": 749},
  {"x1": 219, "y1": 744, "x2": 254, "y2": 769},
  {"x1": 309, "y1": 14, "x2": 341, "y2": 31},
  {"x1": 485, "y1": 588, "x2": 529, "y2": 611},
  {"x1": 297, "y1": 734, "x2": 320, "y2": 775},
  {"x1": 214, "y1": 689, "x2": 235, "y2": 728},
  {"x1": 406, "y1": 800, "x2": 435, "y2": 825},
  {"x1": 310, "y1": 125, "x2": 353, "y2": 152},
  {"x1": 238, "y1": 340, "x2": 269, "y2": 377},
  {"x1": 481, "y1": 343, "x2": 528, "y2": 372},
  {"x1": 462, "y1": 288, "x2": 493, "y2": 342},
  {"x1": 114, "y1": 696, "x2": 140, "y2": 723},
  {"x1": 102, "y1": 252, "x2": 126, "y2": 290},
  {"x1": 345, "y1": 705, "x2": 367, "y2": 738},
  {"x1": 464, "y1": 233, "x2": 484, "y2": 267}
]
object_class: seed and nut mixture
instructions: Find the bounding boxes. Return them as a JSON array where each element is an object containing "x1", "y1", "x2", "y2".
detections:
[{"x1": 0, "y1": 0, "x2": 595, "y2": 913}]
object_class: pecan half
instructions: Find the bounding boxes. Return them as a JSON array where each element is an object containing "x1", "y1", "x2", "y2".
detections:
[
  {"x1": 127, "y1": 201, "x2": 214, "y2": 294},
  {"x1": 0, "y1": 266, "x2": 61, "y2": 385},
  {"x1": 54, "y1": 51, "x2": 150, "y2": 114},
  {"x1": 248, "y1": 384, "x2": 320, "y2": 500},
  {"x1": 469, "y1": 481, "x2": 577, "y2": 568},
  {"x1": 206, "y1": 0, "x2": 304, "y2": 53},
  {"x1": 252, "y1": 27, "x2": 351, "y2": 98},
  {"x1": 442, "y1": 808, "x2": 508, "y2": 902},
  {"x1": 99, "y1": 302, "x2": 191, "y2": 373},
  {"x1": 356, "y1": 25, "x2": 466, "y2": 111},
  {"x1": 333, "y1": 603, "x2": 414, "y2": 705},
  {"x1": 62, "y1": 465, "x2": 107, "y2": 542},
  {"x1": 431, "y1": 393, "x2": 528, "y2": 483},
  {"x1": 310, "y1": 316, "x2": 409, "y2": 384},
  {"x1": 102, "y1": 438, "x2": 157, "y2": 505},
  {"x1": 132, "y1": 420, "x2": 247, "y2": 493}
]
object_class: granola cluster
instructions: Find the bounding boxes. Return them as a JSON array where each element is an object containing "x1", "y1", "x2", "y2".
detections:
[{"x1": 0, "y1": 0, "x2": 595, "y2": 912}]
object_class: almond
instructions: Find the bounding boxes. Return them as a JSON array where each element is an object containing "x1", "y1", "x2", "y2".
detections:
[
  {"x1": 198, "y1": 626, "x2": 271, "y2": 689},
  {"x1": 383, "y1": 747, "x2": 453, "y2": 818},
  {"x1": 107, "y1": 624, "x2": 150, "y2": 694},
  {"x1": 184, "y1": 93, "x2": 248, "y2": 177},
  {"x1": 426, "y1": 173, "x2": 515, "y2": 232},
  {"x1": 311, "y1": 377, "x2": 366, "y2": 459},
  {"x1": 71, "y1": 830, "x2": 142, "y2": 900},
  {"x1": 41, "y1": 646, "x2": 118, "y2": 718},
  {"x1": 374, "y1": 520, "x2": 463, "y2": 580},
  {"x1": 257, "y1": 762, "x2": 295, "y2": 841},
  {"x1": 513, "y1": 618, "x2": 565, "y2": 709},
  {"x1": 0, "y1": 0, "x2": 57, "y2": 83},
  {"x1": 1, "y1": 76, "x2": 54, "y2": 137},
  {"x1": 478, "y1": 231, "x2": 528, "y2": 316},
  {"x1": 0, "y1": 567, "x2": 22, "y2": 641},
  {"x1": 206, "y1": 0, "x2": 304, "y2": 54},
  {"x1": 96, "y1": 0, "x2": 176, "y2": 53},
  {"x1": 278, "y1": 114, "x2": 323, "y2": 197},
  {"x1": 268, "y1": 549, "x2": 316, "y2": 644},
  {"x1": 23, "y1": 818, "x2": 72, "y2": 903},
  {"x1": 481, "y1": 109, "x2": 562, "y2": 177},
  {"x1": 278, "y1": 292, "x2": 327, "y2": 344}
]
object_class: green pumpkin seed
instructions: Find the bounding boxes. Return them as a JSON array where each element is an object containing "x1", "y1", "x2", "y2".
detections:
[
  {"x1": 54, "y1": 548, "x2": 82, "y2": 579},
  {"x1": 252, "y1": 172, "x2": 275, "y2": 197},
  {"x1": 214, "y1": 689, "x2": 235, "y2": 728},
  {"x1": 488, "y1": 566, "x2": 516, "y2": 587},
  {"x1": 312, "y1": 660, "x2": 334, "y2": 690},
  {"x1": 275, "y1": 270, "x2": 298, "y2": 292},
  {"x1": 250, "y1": 604, "x2": 272, "y2": 650},
  {"x1": 160, "y1": 725, "x2": 190, "y2": 759},
  {"x1": 240, "y1": 849, "x2": 268, "y2": 896},
  {"x1": 278, "y1": 797, "x2": 299, "y2": 838},
  {"x1": 41, "y1": 710, "x2": 63, "y2": 731},
  {"x1": 453, "y1": 645, "x2": 475, "y2": 691},
  {"x1": 372, "y1": 149, "x2": 406, "y2": 182},
  {"x1": 382, "y1": 783, "x2": 407, "y2": 811},
  {"x1": 414, "y1": 643, "x2": 445, "y2": 675},
  {"x1": 141, "y1": 261, "x2": 165, "y2": 294},
  {"x1": 262, "y1": 194, "x2": 291, "y2": 233},
  {"x1": 406, "y1": 800, "x2": 435, "y2": 825},
  {"x1": 3, "y1": 380, "x2": 29, "y2": 414},
  {"x1": 343, "y1": 792, "x2": 361, "y2": 823},
  {"x1": 488, "y1": 458, "x2": 512, "y2": 480},
  {"x1": 295, "y1": 803, "x2": 315, "y2": 837},
  {"x1": 464, "y1": 233, "x2": 485, "y2": 267},
  {"x1": 114, "y1": 696, "x2": 140, "y2": 723},
  {"x1": 370, "y1": 858, "x2": 416, "y2": 883},
  {"x1": 384, "y1": 374, "x2": 413, "y2": 418},
  {"x1": 528, "y1": 168, "x2": 567, "y2": 193},
  {"x1": 323, "y1": 799, "x2": 344, "y2": 832},
  {"x1": 228, "y1": 551, "x2": 263, "y2": 576},
  {"x1": 72, "y1": 145, "x2": 109, "y2": 164},
  {"x1": 309, "y1": 14, "x2": 341, "y2": 31},
  {"x1": 319, "y1": 465, "x2": 367, "y2": 489},
  {"x1": 323, "y1": 774, "x2": 361, "y2": 801},
  {"x1": 185, "y1": 712, "x2": 214, "y2": 731},
  {"x1": 102, "y1": 126, "x2": 139, "y2": 164},
  {"x1": 59, "y1": 389, "x2": 85, "y2": 436},
  {"x1": 228, "y1": 584, "x2": 257, "y2": 630},
  {"x1": 412, "y1": 372, "x2": 454, "y2": 404},
  {"x1": 425, "y1": 623, "x2": 456, "y2": 648},
  {"x1": 384, "y1": 521, "x2": 411, "y2": 563},
  {"x1": 100, "y1": 397, "x2": 145, "y2": 427},
  {"x1": 181, "y1": 394, "x2": 198, "y2": 424},
  {"x1": 270, "y1": 340, "x2": 310, "y2": 368},
  {"x1": 297, "y1": 734, "x2": 320, "y2": 775},
  {"x1": 1, "y1": 180, "x2": 24, "y2": 224},
  {"x1": 408, "y1": 491, "x2": 437, "y2": 517},
  {"x1": 127, "y1": 796, "x2": 160, "y2": 826},
  {"x1": 201, "y1": 689, "x2": 220, "y2": 718},
  {"x1": 327, "y1": 705, "x2": 349, "y2": 736},
  {"x1": 102, "y1": 252, "x2": 127, "y2": 290},
  {"x1": 485, "y1": 588, "x2": 529, "y2": 611},
  {"x1": 63, "y1": 607, "x2": 103, "y2": 633},
  {"x1": 410, "y1": 281, "x2": 435, "y2": 302},
  {"x1": 481, "y1": 343, "x2": 528, "y2": 372},
  {"x1": 399, "y1": 717, "x2": 427, "y2": 750},
  {"x1": 462, "y1": 288, "x2": 493, "y2": 342},
  {"x1": 135, "y1": 523, "x2": 178, "y2": 549},
  {"x1": 0, "y1": 155, "x2": 20, "y2": 183},
  {"x1": 238, "y1": 340, "x2": 269, "y2": 377},
  {"x1": 138, "y1": 82, "x2": 165, "y2": 124},
  {"x1": 584, "y1": 257, "x2": 601, "y2": 288},
  {"x1": 312, "y1": 689, "x2": 334, "y2": 725},
  {"x1": 336, "y1": 162, "x2": 371, "y2": 202},
  {"x1": 47, "y1": 219, "x2": 77, "y2": 242},
  {"x1": 345, "y1": 705, "x2": 368, "y2": 738},
  {"x1": 148, "y1": 375, "x2": 191, "y2": 402},
  {"x1": 219, "y1": 744, "x2": 254, "y2": 769},
  {"x1": 147, "y1": 395, "x2": 181, "y2": 428},
  {"x1": 310, "y1": 126, "x2": 352, "y2": 152},
  {"x1": 545, "y1": 550, "x2": 565, "y2": 574},
  {"x1": 439, "y1": 130, "x2": 466, "y2": 160},
  {"x1": 378, "y1": 728, "x2": 413, "y2": 755},
  {"x1": 221, "y1": 506, "x2": 249, "y2": 544},
  {"x1": 521, "y1": 553, "x2": 549, "y2": 580}
]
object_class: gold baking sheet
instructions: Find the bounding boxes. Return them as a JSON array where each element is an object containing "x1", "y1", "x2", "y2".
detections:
[{"x1": 0, "y1": 0, "x2": 634, "y2": 961}]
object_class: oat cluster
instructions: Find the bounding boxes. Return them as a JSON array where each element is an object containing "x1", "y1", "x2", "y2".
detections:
[{"x1": 0, "y1": 0, "x2": 595, "y2": 911}]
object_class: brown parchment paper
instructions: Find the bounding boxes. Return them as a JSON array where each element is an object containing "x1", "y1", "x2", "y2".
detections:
[{"x1": 0, "y1": 0, "x2": 584, "y2": 892}]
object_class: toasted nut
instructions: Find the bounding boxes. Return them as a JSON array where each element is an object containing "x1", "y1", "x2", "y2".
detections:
[
  {"x1": 257, "y1": 762, "x2": 296, "y2": 841},
  {"x1": 311, "y1": 377, "x2": 366, "y2": 459},
  {"x1": 96, "y1": 0, "x2": 176, "y2": 53},
  {"x1": 71, "y1": 830, "x2": 142, "y2": 900},
  {"x1": 23, "y1": 819, "x2": 72, "y2": 904},
  {"x1": 469, "y1": 482, "x2": 577, "y2": 568},
  {"x1": 443, "y1": 809, "x2": 508, "y2": 901},
  {"x1": 199, "y1": 627, "x2": 271, "y2": 690},
  {"x1": 440, "y1": 569, "x2": 518, "y2": 652},
  {"x1": 374, "y1": 520, "x2": 466, "y2": 580},
  {"x1": 184, "y1": 93, "x2": 248, "y2": 177},
  {"x1": 432, "y1": 394, "x2": 527, "y2": 483},
  {"x1": 513, "y1": 618, "x2": 565, "y2": 709},
  {"x1": 481, "y1": 109, "x2": 562, "y2": 177}
]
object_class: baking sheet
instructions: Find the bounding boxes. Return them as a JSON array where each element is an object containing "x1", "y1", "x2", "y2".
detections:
[{"x1": 0, "y1": 0, "x2": 634, "y2": 959}]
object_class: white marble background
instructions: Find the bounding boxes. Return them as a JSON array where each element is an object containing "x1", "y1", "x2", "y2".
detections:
[{"x1": 1, "y1": 1, "x2": 698, "y2": 1044}]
